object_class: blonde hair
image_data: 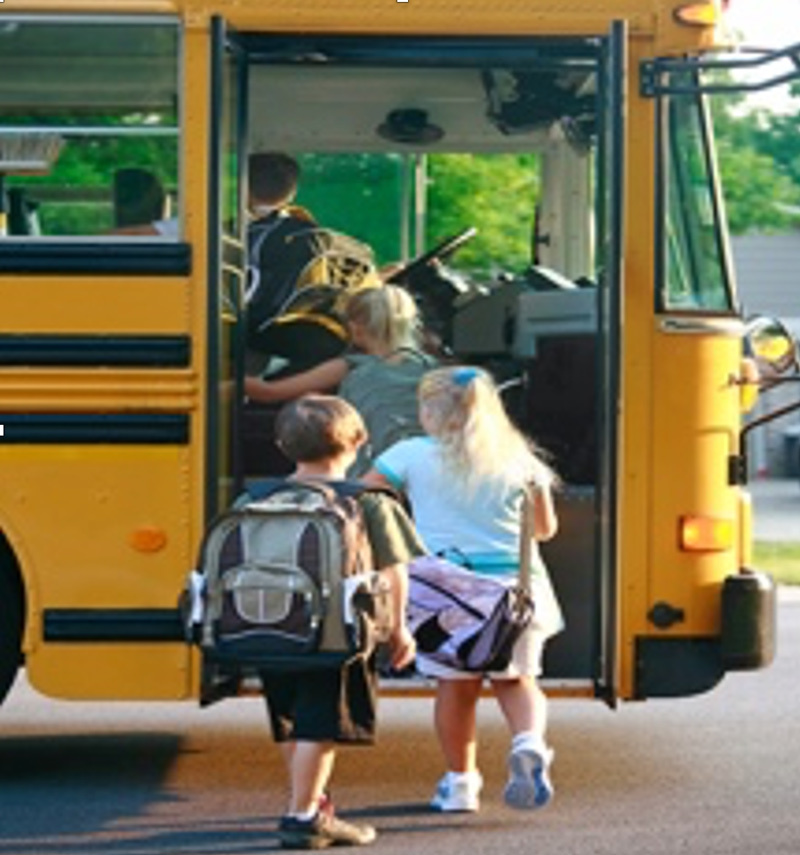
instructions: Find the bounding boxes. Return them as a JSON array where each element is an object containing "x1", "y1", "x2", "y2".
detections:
[
  {"x1": 418, "y1": 366, "x2": 555, "y2": 494},
  {"x1": 344, "y1": 285, "x2": 419, "y2": 353}
]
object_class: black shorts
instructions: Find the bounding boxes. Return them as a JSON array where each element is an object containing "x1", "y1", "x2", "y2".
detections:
[{"x1": 260, "y1": 657, "x2": 378, "y2": 745}]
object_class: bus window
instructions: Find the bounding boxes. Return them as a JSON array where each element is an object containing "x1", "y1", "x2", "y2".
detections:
[
  {"x1": 0, "y1": 18, "x2": 180, "y2": 239},
  {"x1": 292, "y1": 151, "x2": 541, "y2": 277},
  {"x1": 659, "y1": 72, "x2": 733, "y2": 312},
  {"x1": 294, "y1": 154, "x2": 408, "y2": 266}
]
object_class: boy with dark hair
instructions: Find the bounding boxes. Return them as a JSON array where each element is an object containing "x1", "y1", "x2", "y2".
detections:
[
  {"x1": 249, "y1": 152, "x2": 303, "y2": 211},
  {"x1": 244, "y1": 152, "x2": 324, "y2": 366},
  {"x1": 263, "y1": 393, "x2": 422, "y2": 849},
  {"x1": 111, "y1": 167, "x2": 177, "y2": 237}
]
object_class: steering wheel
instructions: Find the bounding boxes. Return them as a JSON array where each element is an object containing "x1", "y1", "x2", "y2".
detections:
[{"x1": 387, "y1": 226, "x2": 477, "y2": 284}]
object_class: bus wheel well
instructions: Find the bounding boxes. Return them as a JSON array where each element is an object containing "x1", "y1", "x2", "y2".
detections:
[{"x1": 0, "y1": 531, "x2": 26, "y2": 706}]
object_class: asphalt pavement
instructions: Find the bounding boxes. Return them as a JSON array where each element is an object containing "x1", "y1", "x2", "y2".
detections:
[{"x1": 749, "y1": 477, "x2": 799, "y2": 542}]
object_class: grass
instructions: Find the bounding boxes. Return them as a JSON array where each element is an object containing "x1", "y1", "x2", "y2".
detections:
[{"x1": 753, "y1": 541, "x2": 800, "y2": 586}]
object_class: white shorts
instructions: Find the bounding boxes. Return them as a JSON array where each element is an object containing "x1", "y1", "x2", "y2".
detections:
[{"x1": 414, "y1": 624, "x2": 547, "y2": 681}]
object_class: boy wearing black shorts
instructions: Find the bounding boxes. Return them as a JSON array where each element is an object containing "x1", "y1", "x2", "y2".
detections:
[{"x1": 261, "y1": 394, "x2": 423, "y2": 849}]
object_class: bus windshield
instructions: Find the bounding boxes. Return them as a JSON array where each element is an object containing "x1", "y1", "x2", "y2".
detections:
[{"x1": 660, "y1": 72, "x2": 733, "y2": 313}]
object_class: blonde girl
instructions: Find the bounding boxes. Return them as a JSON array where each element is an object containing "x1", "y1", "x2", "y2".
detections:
[
  {"x1": 364, "y1": 365, "x2": 563, "y2": 813},
  {"x1": 245, "y1": 285, "x2": 436, "y2": 475}
]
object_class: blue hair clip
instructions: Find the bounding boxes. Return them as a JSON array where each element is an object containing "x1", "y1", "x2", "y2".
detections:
[{"x1": 452, "y1": 367, "x2": 480, "y2": 387}]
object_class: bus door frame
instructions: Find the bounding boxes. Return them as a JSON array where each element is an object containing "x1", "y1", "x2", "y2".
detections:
[
  {"x1": 594, "y1": 20, "x2": 627, "y2": 706},
  {"x1": 208, "y1": 16, "x2": 249, "y2": 522}
]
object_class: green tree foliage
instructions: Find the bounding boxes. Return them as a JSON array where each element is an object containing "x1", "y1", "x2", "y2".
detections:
[
  {"x1": 427, "y1": 153, "x2": 540, "y2": 278},
  {"x1": 296, "y1": 152, "x2": 541, "y2": 278},
  {"x1": 296, "y1": 154, "x2": 406, "y2": 266},
  {"x1": 711, "y1": 80, "x2": 800, "y2": 234},
  {"x1": 743, "y1": 81, "x2": 800, "y2": 187}
]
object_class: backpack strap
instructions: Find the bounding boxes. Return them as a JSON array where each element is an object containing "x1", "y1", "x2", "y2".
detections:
[
  {"x1": 244, "y1": 214, "x2": 286, "y2": 304},
  {"x1": 242, "y1": 477, "x2": 409, "y2": 515},
  {"x1": 329, "y1": 479, "x2": 412, "y2": 518},
  {"x1": 389, "y1": 347, "x2": 438, "y2": 368}
]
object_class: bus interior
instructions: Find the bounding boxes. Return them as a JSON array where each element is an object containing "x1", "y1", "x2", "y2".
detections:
[{"x1": 236, "y1": 35, "x2": 615, "y2": 689}]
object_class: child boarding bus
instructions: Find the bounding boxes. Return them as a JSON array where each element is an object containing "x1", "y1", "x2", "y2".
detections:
[{"x1": 0, "y1": 0, "x2": 798, "y2": 710}]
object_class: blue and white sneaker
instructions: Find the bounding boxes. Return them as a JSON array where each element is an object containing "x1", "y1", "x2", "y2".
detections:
[
  {"x1": 503, "y1": 745, "x2": 554, "y2": 810},
  {"x1": 430, "y1": 770, "x2": 483, "y2": 813}
]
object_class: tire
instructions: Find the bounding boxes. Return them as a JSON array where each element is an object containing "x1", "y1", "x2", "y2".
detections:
[{"x1": 0, "y1": 568, "x2": 23, "y2": 705}]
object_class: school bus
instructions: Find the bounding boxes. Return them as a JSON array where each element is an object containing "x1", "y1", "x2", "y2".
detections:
[{"x1": 0, "y1": 0, "x2": 798, "y2": 710}]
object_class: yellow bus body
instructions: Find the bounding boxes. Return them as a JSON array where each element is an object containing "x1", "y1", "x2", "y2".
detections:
[{"x1": 0, "y1": 0, "x2": 779, "y2": 706}]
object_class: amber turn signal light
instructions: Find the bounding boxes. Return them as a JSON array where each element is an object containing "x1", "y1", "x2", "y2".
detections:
[
  {"x1": 679, "y1": 515, "x2": 734, "y2": 551},
  {"x1": 674, "y1": 2, "x2": 719, "y2": 27}
]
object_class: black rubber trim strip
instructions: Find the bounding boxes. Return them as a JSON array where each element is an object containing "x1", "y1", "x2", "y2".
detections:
[
  {"x1": 0, "y1": 413, "x2": 189, "y2": 444},
  {"x1": 240, "y1": 34, "x2": 601, "y2": 66},
  {"x1": 43, "y1": 609, "x2": 185, "y2": 643},
  {"x1": 0, "y1": 334, "x2": 191, "y2": 367},
  {"x1": 0, "y1": 241, "x2": 191, "y2": 275}
]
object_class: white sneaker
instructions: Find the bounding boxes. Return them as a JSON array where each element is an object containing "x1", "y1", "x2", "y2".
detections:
[
  {"x1": 430, "y1": 770, "x2": 483, "y2": 812},
  {"x1": 504, "y1": 745, "x2": 554, "y2": 810}
]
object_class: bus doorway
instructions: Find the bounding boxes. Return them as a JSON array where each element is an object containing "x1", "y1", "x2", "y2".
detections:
[{"x1": 223, "y1": 31, "x2": 627, "y2": 699}]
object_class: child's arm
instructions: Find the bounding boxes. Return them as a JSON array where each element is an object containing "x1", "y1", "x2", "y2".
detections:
[
  {"x1": 380, "y1": 562, "x2": 417, "y2": 669},
  {"x1": 530, "y1": 483, "x2": 558, "y2": 542},
  {"x1": 361, "y1": 469, "x2": 391, "y2": 489},
  {"x1": 244, "y1": 357, "x2": 349, "y2": 403},
  {"x1": 359, "y1": 492, "x2": 423, "y2": 668}
]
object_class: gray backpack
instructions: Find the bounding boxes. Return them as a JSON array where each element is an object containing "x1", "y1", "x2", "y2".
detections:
[{"x1": 191, "y1": 481, "x2": 393, "y2": 681}]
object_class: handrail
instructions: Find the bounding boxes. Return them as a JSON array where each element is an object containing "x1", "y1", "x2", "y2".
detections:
[{"x1": 641, "y1": 41, "x2": 800, "y2": 98}]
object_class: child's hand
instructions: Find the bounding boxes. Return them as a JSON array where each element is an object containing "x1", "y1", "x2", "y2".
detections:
[{"x1": 388, "y1": 625, "x2": 416, "y2": 670}]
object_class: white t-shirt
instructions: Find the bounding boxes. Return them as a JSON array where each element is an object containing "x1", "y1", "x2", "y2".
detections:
[
  {"x1": 375, "y1": 435, "x2": 564, "y2": 640},
  {"x1": 374, "y1": 436, "x2": 550, "y2": 571}
]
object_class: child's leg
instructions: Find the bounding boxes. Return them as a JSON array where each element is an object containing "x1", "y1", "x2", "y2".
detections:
[
  {"x1": 288, "y1": 740, "x2": 336, "y2": 815},
  {"x1": 434, "y1": 677, "x2": 484, "y2": 772},
  {"x1": 279, "y1": 740, "x2": 295, "y2": 771},
  {"x1": 491, "y1": 677, "x2": 554, "y2": 810},
  {"x1": 491, "y1": 676, "x2": 548, "y2": 746},
  {"x1": 429, "y1": 677, "x2": 485, "y2": 812},
  {"x1": 279, "y1": 739, "x2": 376, "y2": 848}
]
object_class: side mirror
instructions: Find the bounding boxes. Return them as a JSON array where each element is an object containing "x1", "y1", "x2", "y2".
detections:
[{"x1": 744, "y1": 316, "x2": 798, "y2": 378}]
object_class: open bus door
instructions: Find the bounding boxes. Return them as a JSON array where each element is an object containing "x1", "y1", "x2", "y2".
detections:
[
  {"x1": 201, "y1": 17, "x2": 250, "y2": 705},
  {"x1": 594, "y1": 20, "x2": 626, "y2": 706},
  {"x1": 208, "y1": 16, "x2": 249, "y2": 522}
]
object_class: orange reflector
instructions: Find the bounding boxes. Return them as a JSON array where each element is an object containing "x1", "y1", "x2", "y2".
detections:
[
  {"x1": 130, "y1": 527, "x2": 168, "y2": 553},
  {"x1": 680, "y1": 516, "x2": 734, "y2": 551},
  {"x1": 674, "y1": 2, "x2": 718, "y2": 26}
]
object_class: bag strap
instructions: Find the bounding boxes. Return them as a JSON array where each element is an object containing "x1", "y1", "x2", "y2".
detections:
[
  {"x1": 518, "y1": 484, "x2": 535, "y2": 596},
  {"x1": 243, "y1": 476, "x2": 404, "y2": 509},
  {"x1": 387, "y1": 347, "x2": 438, "y2": 367},
  {"x1": 244, "y1": 214, "x2": 286, "y2": 304}
]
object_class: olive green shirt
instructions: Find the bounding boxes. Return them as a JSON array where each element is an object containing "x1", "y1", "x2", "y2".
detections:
[{"x1": 358, "y1": 491, "x2": 425, "y2": 569}]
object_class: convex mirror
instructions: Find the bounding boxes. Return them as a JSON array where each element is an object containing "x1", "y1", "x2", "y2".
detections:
[{"x1": 745, "y1": 316, "x2": 798, "y2": 378}]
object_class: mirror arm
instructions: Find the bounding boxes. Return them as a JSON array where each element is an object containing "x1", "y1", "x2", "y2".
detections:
[
  {"x1": 742, "y1": 398, "x2": 800, "y2": 441},
  {"x1": 733, "y1": 396, "x2": 800, "y2": 485},
  {"x1": 761, "y1": 376, "x2": 800, "y2": 388}
]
